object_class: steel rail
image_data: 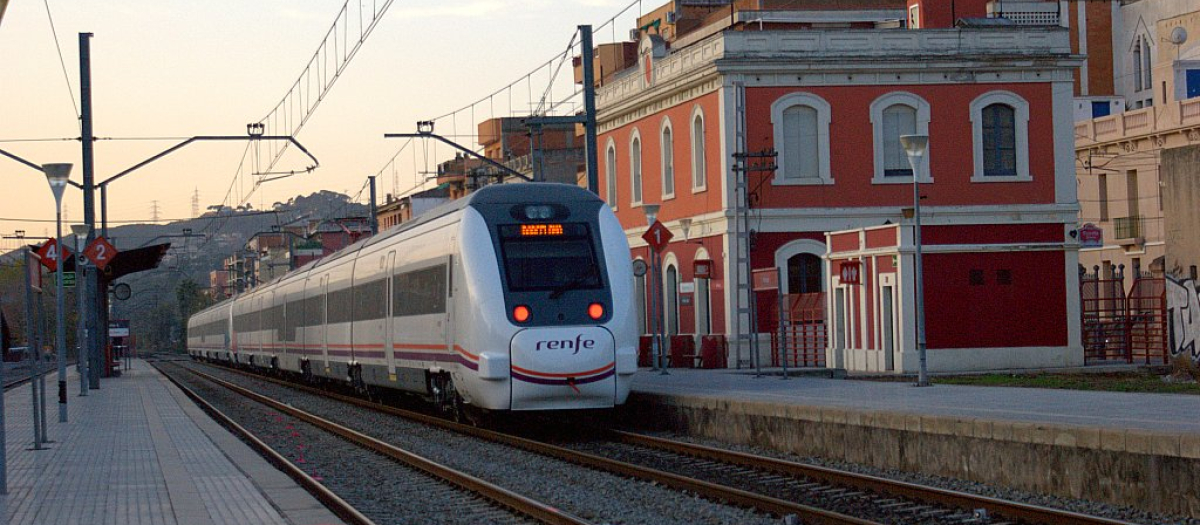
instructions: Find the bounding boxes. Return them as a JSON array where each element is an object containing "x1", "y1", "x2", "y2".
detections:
[
  {"x1": 175, "y1": 364, "x2": 594, "y2": 525},
  {"x1": 153, "y1": 363, "x2": 376, "y2": 525},
  {"x1": 608, "y1": 429, "x2": 1141, "y2": 525},
  {"x1": 196, "y1": 363, "x2": 882, "y2": 525}
]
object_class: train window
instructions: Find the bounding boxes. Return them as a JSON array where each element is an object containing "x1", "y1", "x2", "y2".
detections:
[
  {"x1": 327, "y1": 288, "x2": 355, "y2": 324},
  {"x1": 354, "y1": 279, "x2": 389, "y2": 321},
  {"x1": 393, "y1": 265, "x2": 447, "y2": 317},
  {"x1": 498, "y1": 223, "x2": 602, "y2": 293}
]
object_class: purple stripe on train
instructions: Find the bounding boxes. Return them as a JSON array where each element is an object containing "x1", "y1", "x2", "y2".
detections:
[{"x1": 510, "y1": 369, "x2": 615, "y2": 386}]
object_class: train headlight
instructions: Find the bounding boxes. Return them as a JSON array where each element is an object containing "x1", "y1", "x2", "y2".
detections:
[
  {"x1": 524, "y1": 205, "x2": 554, "y2": 220},
  {"x1": 588, "y1": 302, "x2": 604, "y2": 320},
  {"x1": 513, "y1": 305, "x2": 531, "y2": 323}
]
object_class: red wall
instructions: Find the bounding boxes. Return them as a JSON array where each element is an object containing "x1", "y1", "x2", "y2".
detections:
[
  {"x1": 922, "y1": 223, "x2": 1064, "y2": 245},
  {"x1": 599, "y1": 91, "x2": 724, "y2": 229},
  {"x1": 924, "y1": 250, "x2": 1067, "y2": 349},
  {"x1": 632, "y1": 234, "x2": 725, "y2": 335},
  {"x1": 744, "y1": 83, "x2": 1059, "y2": 209},
  {"x1": 908, "y1": 0, "x2": 990, "y2": 28}
]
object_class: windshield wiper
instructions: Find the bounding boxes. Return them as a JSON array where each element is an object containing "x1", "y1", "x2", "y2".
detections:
[{"x1": 549, "y1": 268, "x2": 595, "y2": 299}]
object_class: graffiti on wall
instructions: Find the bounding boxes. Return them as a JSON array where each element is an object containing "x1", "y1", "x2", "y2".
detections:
[{"x1": 1167, "y1": 277, "x2": 1200, "y2": 365}]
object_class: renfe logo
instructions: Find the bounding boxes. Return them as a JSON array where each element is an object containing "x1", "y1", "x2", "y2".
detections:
[{"x1": 535, "y1": 335, "x2": 595, "y2": 355}]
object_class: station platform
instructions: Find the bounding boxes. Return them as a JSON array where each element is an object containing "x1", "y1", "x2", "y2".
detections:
[
  {"x1": 625, "y1": 367, "x2": 1200, "y2": 517},
  {"x1": 1, "y1": 360, "x2": 343, "y2": 525}
]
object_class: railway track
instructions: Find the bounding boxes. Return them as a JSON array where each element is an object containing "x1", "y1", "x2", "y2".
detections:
[{"x1": 178, "y1": 361, "x2": 1146, "y2": 525}]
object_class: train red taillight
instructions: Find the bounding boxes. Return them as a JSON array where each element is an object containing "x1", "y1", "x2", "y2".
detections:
[
  {"x1": 588, "y1": 303, "x2": 604, "y2": 320},
  {"x1": 513, "y1": 305, "x2": 531, "y2": 323}
]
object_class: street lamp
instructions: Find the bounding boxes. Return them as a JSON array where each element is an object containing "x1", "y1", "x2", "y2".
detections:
[
  {"x1": 641, "y1": 204, "x2": 668, "y2": 375},
  {"x1": 43, "y1": 162, "x2": 73, "y2": 422},
  {"x1": 70, "y1": 223, "x2": 91, "y2": 396},
  {"x1": 899, "y1": 134, "x2": 930, "y2": 387}
]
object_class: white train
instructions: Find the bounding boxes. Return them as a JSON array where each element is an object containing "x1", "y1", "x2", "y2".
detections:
[{"x1": 188, "y1": 183, "x2": 638, "y2": 414}]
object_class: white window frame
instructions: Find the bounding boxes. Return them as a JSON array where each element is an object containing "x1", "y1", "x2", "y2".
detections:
[
  {"x1": 969, "y1": 90, "x2": 1031, "y2": 183},
  {"x1": 690, "y1": 106, "x2": 707, "y2": 193},
  {"x1": 770, "y1": 92, "x2": 833, "y2": 186},
  {"x1": 869, "y1": 91, "x2": 932, "y2": 185},
  {"x1": 660, "y1": 117, "x2": 676, "y2": 200},
  {"x1": 630, "y1": 129, "x2": 643, "y2": 206},
  {"x1": 605, "y1": 139, "x2": 618, "y2": 210}
]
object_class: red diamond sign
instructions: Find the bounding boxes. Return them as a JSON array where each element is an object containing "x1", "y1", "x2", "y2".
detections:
[
  {"x1": 84, "y1": 236, "x2": 118, "y2": 270},
  {"x1": 36, "y1": 238, "x2": 71, "y2": 272},
  {"x1": 641, "y1": 220, "x2": 673, "y2": 253}
]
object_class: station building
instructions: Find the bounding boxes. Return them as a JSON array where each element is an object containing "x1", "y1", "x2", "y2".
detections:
[{"x1": 588, "y1": 0, "x2": 1084, "y2": 373}]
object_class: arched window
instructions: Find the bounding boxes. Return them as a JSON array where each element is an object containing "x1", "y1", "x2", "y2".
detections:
[
  {"x1": 981, "y1": 104, "x2": 1016, "y2": 177},
  {"x1": 661, "y1": 119, "x2": 675, "y2": 199},
  {"x1": 630, "y1": 131, "x2": 643, "y2": 205},
  {"x1": 1141, "y1": 36, "x2": 1153, "y2": 91},
  {"x1": 605, "y1": 141, "x2": 617, "y2": 209},
  {"x1": 969, "y1": 91, "x2": 1030, "y2": 182},
  {"x1": 775, "y1": 239, "x2": 827, "y2": 295},
  {"x1": 882, "y1": 104, "x2": 917, "y2": 177},
  {"x1": 771, "y1": 92, "x2": 832, "y2": 185},
  {"x1": 665, "y1": 263, "x2": 679, "y2": 335},
  {"x1": 691, "y1": 108, "x2": 706, "y2": 192},
  {"x1": 869, "y1": 92, "x2": 931, "y2": 184},
  {"x1": 1133, "y1": 38, "x2": 1143, "y2": 91},
  {"x1": 787, "y1": 254, "x2": 824, "y2": 294},
  {"x1": 634, "y1": 260, "x2": 647, "y2": 334}
]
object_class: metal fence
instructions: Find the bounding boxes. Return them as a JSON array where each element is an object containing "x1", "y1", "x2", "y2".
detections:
[
  {"x1": 1080, "y1": 266, "x2": 1167, "y2": 365},
  {"x1": 770, "y1": 292, "x2": 827, "y2": 368}
]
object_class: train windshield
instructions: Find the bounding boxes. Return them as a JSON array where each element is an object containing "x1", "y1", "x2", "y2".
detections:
[{"x1": 498, "y1": 223, "x2": 603, "y2": 293}]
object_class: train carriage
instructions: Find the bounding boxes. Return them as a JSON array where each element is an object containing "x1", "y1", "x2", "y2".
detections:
[{"x1": 188, "y1": 183, "x2": 637, "y2": 413}]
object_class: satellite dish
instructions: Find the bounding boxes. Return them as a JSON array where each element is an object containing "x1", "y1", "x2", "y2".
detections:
[{"x1": 1169, "y1": 27, "x2": 1188, "y2": 45}]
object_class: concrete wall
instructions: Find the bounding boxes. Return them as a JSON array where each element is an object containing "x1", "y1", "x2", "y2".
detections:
[
  {"x1": 1163, "y1": 144, "x2": 1200, "y2": 279},
  {"x1": 621, "y1": 392, "x2": 1200, "y2": 516}
]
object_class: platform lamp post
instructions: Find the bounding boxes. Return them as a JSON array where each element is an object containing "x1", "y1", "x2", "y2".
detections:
[
  {"x1": 43, "y1": 162, "x2": 73, "y2": 422},
  {"x1": 899, "y1": 134, "x2": 930, "y2": 387},
  {"x1": 70, "y1": 223, "x2": 90, "y2": 396},
  {"x1": 641, "y1": 204, "x2": 668, "y2": 375}
]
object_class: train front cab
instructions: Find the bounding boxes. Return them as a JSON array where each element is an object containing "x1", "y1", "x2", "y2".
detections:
[{"x1": 466, "y1": 190, "x2": 637, "y2": 411}]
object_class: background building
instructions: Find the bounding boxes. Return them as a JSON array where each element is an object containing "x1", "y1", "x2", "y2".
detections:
[{"x1": 591, "y1": 0, "x2": 1083, "y2": 373}]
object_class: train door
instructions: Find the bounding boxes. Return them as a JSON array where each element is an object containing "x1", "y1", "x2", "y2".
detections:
[
  {"x1": 321, "y1": 274, "x2": 331, "y2": 373},
  {"x1": 444, "y1": 253, "x2": 455, "y2": 358},
  {"x1": 385, "y1": 251, "x2": 396, "y2": 377}
]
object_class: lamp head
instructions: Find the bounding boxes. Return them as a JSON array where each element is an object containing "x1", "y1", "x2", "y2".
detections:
[
  {"x1": 42, "y1": 163, "x2": 73, "y2": 201},
  {"x1": 679, "y1": 217, "x2": 692, "y2": 240},
  {"x1": 70, "y1": 223, "x2": 90, "y2": 237},
  {"x1": 899, "y1": 134, "x2": 929, "y2": 160},
  {"x1": 642, "y1": 203, "x2": 660, "y2": 226}
]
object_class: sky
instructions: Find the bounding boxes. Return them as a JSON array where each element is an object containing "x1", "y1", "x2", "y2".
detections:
[{"x1": 0, "y1": 0, "x2": 641, "y2": 249}]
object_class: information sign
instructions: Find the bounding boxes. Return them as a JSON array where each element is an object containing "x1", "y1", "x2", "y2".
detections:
[
  {"x1": 35, "y1": 238, "x2": 71, "y2": 272},
  {"x1": 84, "y1": 236, "x2": 118, "y2": 270},
  {"x1": 641, "y1": 221, "x2": 673, "y2": 252},
  {"x1": 840, "y1": 261, "x2": 862, "y2": 285}
]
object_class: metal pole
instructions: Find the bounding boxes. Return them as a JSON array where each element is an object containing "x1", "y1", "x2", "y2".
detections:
[
  {"x1": 656, "y1": 250, "x2": 668, "y2": 375},
  {"x1": 779, "y1": 289, "x2": 789, "y2": 379},
  {"x1": 80, "y1": 33, "x2": 101, "y2": 390},
  {"x1": 913, "y1": 164, "x2": 929, "y2": 387},
  {"x1": 100, "y1": 184, "x2": 107, "y2": 238},
  {"x1": 37, "y1": 290, "x2": 48, "y2": 441},
  {"x1": 23, "y1": 248, "x2": 45, "y2": 449},
  {"x1": 54, "y1": 208, "x2": 67, "y2": 422},
  {"x1": 75, "y1": 241, "x2": 88, "y2": 396},
  {"x1": 579, "y1": 25, "x2": 599, "y2": 195},
  {"x1": 368, "y1": 175, "x2": 378, "y2": 235},
  {"x1": 652, "y1": 248, "x2": 662, "y2": 371}
]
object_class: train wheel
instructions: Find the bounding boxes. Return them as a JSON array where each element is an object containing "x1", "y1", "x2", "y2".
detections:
[
  {"x1": 301, "y1": 360, "x2": 313, "y2": 383},
  {"x1": 430, "y1": 374, "x2": 465, "y2": 423}
]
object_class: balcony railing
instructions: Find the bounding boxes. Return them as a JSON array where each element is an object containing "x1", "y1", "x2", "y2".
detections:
[{"x1": 1113, "y1": 216, "x2": 1143, "y2": 240}]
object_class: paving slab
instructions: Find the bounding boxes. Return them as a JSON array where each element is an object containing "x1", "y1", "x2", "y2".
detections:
[{"x1": 1, "y1": 360, "x2": 344, "y2": 525}]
